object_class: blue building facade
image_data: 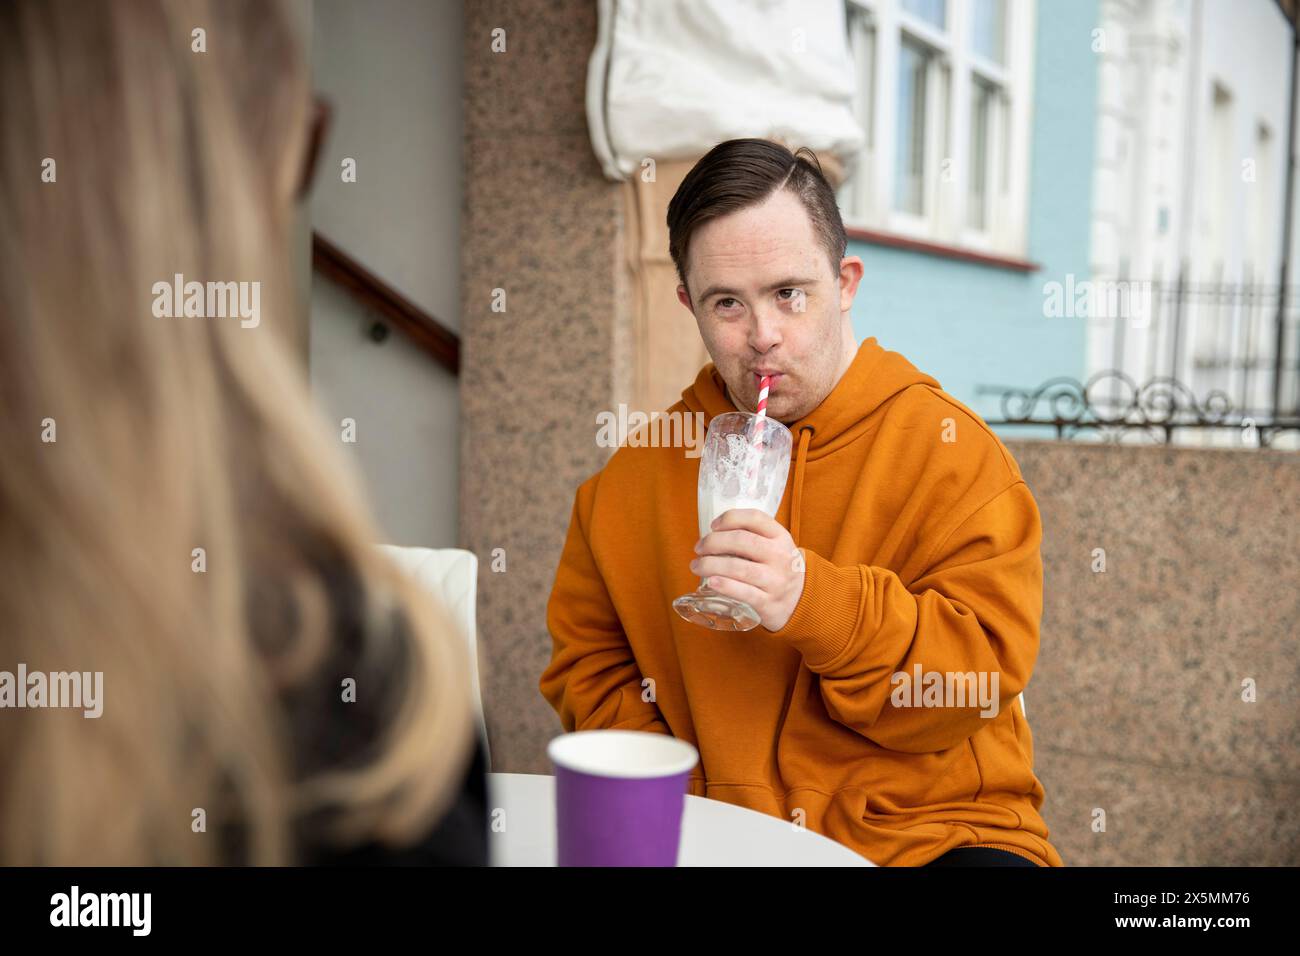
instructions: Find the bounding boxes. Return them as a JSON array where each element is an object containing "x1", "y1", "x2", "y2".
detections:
[{"x1": 846, "y1": 0, "x2": 1099, "y2": 438}]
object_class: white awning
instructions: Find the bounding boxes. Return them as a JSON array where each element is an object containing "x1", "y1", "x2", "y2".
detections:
[{"x1": 587, "y1": 0, "x2": 867, "y2": 180}]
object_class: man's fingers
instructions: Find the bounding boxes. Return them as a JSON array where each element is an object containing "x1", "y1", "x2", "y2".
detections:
[
  {"x1": 695, "y1": 528, "x2": 769, "y2": 561},
  {"x1": 702, "y1": 572, "x2": 767, "y2": 610},
  {"x1": 691, "y1": 554, "x2": 774, "y2": 592},
  {"x1": 709, "y1": 507, "x2": 783, "y2": 538}
]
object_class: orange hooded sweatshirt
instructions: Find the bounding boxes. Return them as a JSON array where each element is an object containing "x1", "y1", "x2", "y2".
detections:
[{"x1": 540, "y1": 337, "x2": 1063, "y2": 867}]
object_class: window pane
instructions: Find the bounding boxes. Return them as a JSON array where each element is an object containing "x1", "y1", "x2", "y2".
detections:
[
  {"x1": 971, "y1": 0, "x2": 1004, "y2": 64},
  {"x1": 894, "y1": 40, "x2": 929, "y2": 215},
  {"x1": 901, "y1": 0, "x2": 945, "y2": 30},
  {"x1": 969, "y1": 79, "x2": 993, "y2": 230},
  {"x1": 842, "y1": 5, "x2": 876, "y2": 219},
  {"x1": 848, "y1": 4, "x2": 875, "y2": 150}
]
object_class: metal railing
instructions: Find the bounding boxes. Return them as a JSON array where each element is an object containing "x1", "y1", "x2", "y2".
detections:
[{"x1": 979, "y1": 268, "x2": 1300, "y2": 446}]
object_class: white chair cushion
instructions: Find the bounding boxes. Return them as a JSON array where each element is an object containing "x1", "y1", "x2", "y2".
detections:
[{"x1": 375, "y1": 545, "x2": 487, "y2": 755}]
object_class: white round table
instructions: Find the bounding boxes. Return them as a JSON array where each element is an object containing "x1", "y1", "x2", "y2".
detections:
[{"x1": 487, "y1": 772, "x2": 875, "y2": 866}]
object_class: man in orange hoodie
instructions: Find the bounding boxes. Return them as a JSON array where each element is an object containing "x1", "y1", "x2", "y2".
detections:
[{"x1": 540, "y1": 138, "x2": 1063, "y2": 867}]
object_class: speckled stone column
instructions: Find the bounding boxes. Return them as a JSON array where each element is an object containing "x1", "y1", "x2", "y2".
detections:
[{"x1": 459, "y1": 0, "x2": 631, "y2": 772}]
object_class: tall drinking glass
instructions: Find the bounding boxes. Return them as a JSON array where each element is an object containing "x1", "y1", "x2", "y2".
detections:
[{"x1": 672, "y1": 411, "x2": 793, "y2": 631}]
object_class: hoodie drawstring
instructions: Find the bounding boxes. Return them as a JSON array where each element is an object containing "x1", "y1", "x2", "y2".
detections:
[{"x1": 789, "y1": 426, "x2": 813, "y2": 547}]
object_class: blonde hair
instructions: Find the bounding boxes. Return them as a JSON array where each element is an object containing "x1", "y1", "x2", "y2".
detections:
[{"x1": 0, "y1": 0, "x2": 478, "y2": 864}]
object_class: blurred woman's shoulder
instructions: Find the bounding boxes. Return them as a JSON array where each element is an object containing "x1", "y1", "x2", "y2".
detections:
[{"x1": 270, "y1": 555, "x2": 490, "y2": 866}]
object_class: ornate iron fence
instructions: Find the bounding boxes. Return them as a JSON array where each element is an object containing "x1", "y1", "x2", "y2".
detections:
[
  {"x1": 977, "y1": 370, "x2": 1300, "y2": 446},
  {"x1": 980, "y1": 272, "x2": 1300, "y2": 447}
]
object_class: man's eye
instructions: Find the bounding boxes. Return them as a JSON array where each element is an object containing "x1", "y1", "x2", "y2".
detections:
[
  {"x1": 717, "y1": 297, "x2": 738, "y2": 309},
  {"x1": 778, "y1": 288, "x2": 799, "y2": 300}
]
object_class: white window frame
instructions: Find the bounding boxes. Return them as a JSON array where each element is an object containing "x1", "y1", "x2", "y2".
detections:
[
  {"x1": 840, "y1": 0, "x2": 1036, "y2": 258},
  {"x1": 844, "y1": 3, "x2": 879, "y2": 223}
]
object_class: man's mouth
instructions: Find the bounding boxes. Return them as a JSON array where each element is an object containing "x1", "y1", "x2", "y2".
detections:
[{"x1": 753, "y1": 370, "x2": 783, "y2": 391}]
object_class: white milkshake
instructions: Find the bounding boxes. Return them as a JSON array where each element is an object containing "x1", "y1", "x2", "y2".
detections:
[
  {"x1": 697, "y1": 486, "x2": 769, "y2": 538},
  {"x1": 696, "y1": 434, "x2": 785, "y2": 536}
]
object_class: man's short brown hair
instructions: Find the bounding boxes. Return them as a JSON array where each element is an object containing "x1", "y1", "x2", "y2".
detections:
[{"x1": 666, "y1": 138, "x2": 847, "y2": 301}]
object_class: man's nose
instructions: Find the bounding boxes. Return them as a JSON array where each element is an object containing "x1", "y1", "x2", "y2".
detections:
[{"x1": 748, "y1": 305, "x2": 783, "y2": 353}]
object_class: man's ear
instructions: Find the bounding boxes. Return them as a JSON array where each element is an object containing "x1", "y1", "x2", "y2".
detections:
[
  {"x1": 676, "y1": 283, "x2": 693, "y2": 311},
  {"x1": 838, "y1": 256, "x2": 865, "y2": 313}
]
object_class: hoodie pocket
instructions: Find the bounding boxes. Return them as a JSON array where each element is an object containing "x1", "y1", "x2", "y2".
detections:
[
  {"x1": 857, "y1": 739, "x2": 984, "y2": 815},
  {"x1": 968, "y1": 709, "x2": 1038, "y2": 800}
]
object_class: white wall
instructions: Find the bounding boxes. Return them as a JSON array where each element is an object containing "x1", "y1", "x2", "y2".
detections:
[
  {"x1": 1089, "y1": 0, "x2": 1297, "y2": 440},
  {"x1": 1092, "y1": 0, "x2": 1292, "y2": 283},
  {"x1": 309, "y1": 0, "x2": 464, "y2": 546},
  {"x1": 1192, "y1": 0, "x2": 1291, "y2": 282}
]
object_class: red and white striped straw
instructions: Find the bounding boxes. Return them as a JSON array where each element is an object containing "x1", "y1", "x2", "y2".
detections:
[
  {"x1": 753, "y1": 375, "x2": 771, "y2": 438},
  {"x1": 751, "y1": 374, "x2": 772, "y2": 457}
]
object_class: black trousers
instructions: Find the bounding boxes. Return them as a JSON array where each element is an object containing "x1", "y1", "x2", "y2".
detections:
[{"x1": 925, "y1": 846, "x2": 1040, "y2": 867}]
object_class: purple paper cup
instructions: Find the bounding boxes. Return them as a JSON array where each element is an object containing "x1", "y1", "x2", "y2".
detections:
[{"x1": 547, "y1": 730, "x2": 700, "y2": 867}]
